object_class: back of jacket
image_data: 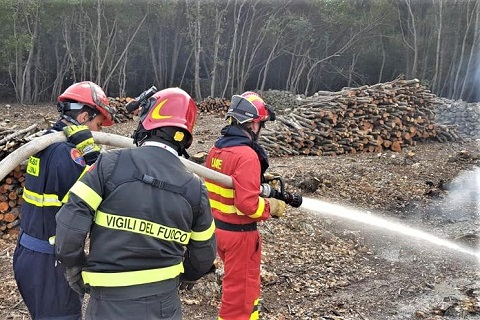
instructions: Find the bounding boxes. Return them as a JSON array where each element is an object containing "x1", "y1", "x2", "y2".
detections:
[
  {"x1": 21, "y1": 121, "x2": 87, "y2": 240},
  {"x1": 55, "y1": 145, "x2": 216, "y2": 285}
]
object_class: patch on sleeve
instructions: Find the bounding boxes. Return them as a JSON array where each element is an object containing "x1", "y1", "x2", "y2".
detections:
[{"x1": 70, "y1": 148, "x2": 86, "y2": 166}]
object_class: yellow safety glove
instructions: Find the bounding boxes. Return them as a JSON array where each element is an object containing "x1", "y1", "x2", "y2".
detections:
[
  {"x1": 63, "y1": 125, "x2": 101, "y2": 165},
  {"x1": 268, "y1": 198, "x2": 286, "y2": 218},
  {"x1": 263, "y1": 172, "x2": 280, "y2": 181},
  {"x1": 263, "y1": 172, "x2": 281, "y2": 189}
]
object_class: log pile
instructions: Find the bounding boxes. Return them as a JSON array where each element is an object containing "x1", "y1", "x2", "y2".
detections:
[
  {"x1": 0, "y1": 165, "x2": 24, "y2": 239},
  {"x1": 434, "y1": 98, "x2": 480, "y2": 139},
  {"x1": 0, "y1": 123, "x2": 44, "y2": 239},
  {"x1": 259, "y1": 79, "x2": 460, "y2": 157},
  {"x1": 108, "y1": 97, "x2": 133, "y2": 123},
  {"x1": 197, "y1": 97, "x2": 230, "y2": 116}
]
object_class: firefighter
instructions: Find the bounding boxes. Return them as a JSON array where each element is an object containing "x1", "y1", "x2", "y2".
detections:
[
  {"x1": 54, "y1": 87, "x2": 216, "y2": 320},
  {"x1": 13, "y1": 81, "x2": 115, "y2": 320},
  {"x1": 204, "y1": 91, "x2": 286, "y2": 320}
]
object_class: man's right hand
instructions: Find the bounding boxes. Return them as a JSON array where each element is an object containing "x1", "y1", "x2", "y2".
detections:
[{"x1": 63, "y1": 125, "x2": 100, "y2": 165}]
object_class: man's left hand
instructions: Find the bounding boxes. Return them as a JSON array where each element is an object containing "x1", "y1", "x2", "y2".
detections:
[{"x1": 64, "y1": 266, "x2": 86, "y2": 296}]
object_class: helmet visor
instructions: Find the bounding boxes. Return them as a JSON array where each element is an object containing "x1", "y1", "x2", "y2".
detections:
[
  {"x1": 58, "y1": 102, "x2": 91, "y2": 112},
  {"x1": 265, "y1": 104, "x2": 276, "y2": 121}
]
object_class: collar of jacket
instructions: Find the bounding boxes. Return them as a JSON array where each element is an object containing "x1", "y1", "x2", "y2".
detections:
[
  {"x1": 142, "y1": 141, "x2": 178, "y2": 157},
  {"x1": 47, "y1": 119, "x2": 68, "y2": 134},
  {"x1": 215, "y1": 125, "x2": 270, "y2": 174}
]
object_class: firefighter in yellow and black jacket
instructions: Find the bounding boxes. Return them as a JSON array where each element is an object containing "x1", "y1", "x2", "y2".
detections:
[
  {"x1": 54, "y1": 87, "x2": 216, "y2": 320},
  {"x1": 13, "y1": 81, "x2": 115, "y2": 320}
]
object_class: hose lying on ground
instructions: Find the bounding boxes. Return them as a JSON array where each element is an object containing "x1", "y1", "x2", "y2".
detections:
[{"x1": 0, "y1": 131, "x2": 233, "y2": 188}]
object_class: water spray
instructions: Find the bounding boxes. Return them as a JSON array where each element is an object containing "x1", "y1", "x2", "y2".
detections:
[{"x1": 301, "y1": 197, "x2": 480, "y2": 260}]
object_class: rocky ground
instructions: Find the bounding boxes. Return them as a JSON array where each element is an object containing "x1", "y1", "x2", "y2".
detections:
[{"x1": 0, "y1": 104, "x2": 479, "y2": 320}]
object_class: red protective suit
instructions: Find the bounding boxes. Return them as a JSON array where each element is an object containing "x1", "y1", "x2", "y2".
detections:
[{"x1": 205, "y1": 125, "x2": 272, "y2": 320}]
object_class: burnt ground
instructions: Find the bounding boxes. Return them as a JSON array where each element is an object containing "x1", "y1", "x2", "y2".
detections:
[{"x1": 0, "y1": 104, "x2": 479, "y2": 320}]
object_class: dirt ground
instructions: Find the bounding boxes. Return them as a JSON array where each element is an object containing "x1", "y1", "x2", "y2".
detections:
[{"x1": 0, "y1": 104, "x2": 479, "y2": 320}]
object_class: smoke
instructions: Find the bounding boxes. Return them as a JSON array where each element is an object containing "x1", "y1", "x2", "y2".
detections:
[
  {"x1": 434, "y1": 167, "x2": 480, "y2": 222},
  {"x1": 476, "y1": 53, "x2": 480, "y2": 102}
]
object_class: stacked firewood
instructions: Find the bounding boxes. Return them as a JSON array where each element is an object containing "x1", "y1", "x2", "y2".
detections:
[
  {"x1": 197, "y1": 97, "x2": 230, "y2": 116},
  {"x1": 434, "y1": 98, "x2": 480, "y2": 139},
  {"x1": 259, "y1": 79, "x2": 460, "y2": 156},
  {"x1": 0, "y1": 123, "x2": 44, "y2": 239},
  {"x1": 0, "y1": 165, "x2": 24, "y2": 239},
  {"x1": 109, "y1": 97, "x2": 133, "y2": 123}
]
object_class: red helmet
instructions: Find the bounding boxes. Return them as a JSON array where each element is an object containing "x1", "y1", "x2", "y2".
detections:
[
  {"x1": 226, "y1": 91, "x2": 275, "y2": 124},
  {"x1": 141, "y1": 87, "x2": 197, "y2": 136},
  {"x1": 58, "y1": 81, "x2": 115, "y2": 126}
]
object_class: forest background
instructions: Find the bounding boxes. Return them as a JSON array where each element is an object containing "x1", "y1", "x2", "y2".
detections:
[{"x1": 0, "y1": 0, "x2": 479, "y2": 105}]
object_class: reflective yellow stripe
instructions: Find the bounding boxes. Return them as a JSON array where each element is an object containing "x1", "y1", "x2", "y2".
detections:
[
  {"x1": 209, "y1": 197, "x2": 265, "y2": 218},
  {"x1": 22, "y1": 188, "x2": 62, "y2": 207},
  {"x1": 82, "y1": 262, "x2": 184, "y2": 287},
  {"x1": 190, "y1": 220, "x2": 215, "y2": 242},
  {"x1": 206, "y1": 181, "x2": 265, "y2": 218},
  {"x1": 62, "y1": 166, "x2": 90, "y2": 203},
  {"x1": 218, "y1": 299, "x2": 259, "y2": 320},
  {"x1": 248, "y1": 197, "x2": 265, "y2": 219},
  {"x1": 209, "y1": 199, "x2": 244, "y2": 215},
  {"x1": 76, "y1": 137, "x2": 96, "y2": 152},
  {"x1": 70, "y1": 180, "x2": 102, "y2": 210},
  {"x1": 95, "y1": 211, "x2": 191, "y2": 245},
  {"x1": 250, "y1": 298, "x2": 260, "y2": 320},
  {"x1": 205, "y1": 181, "x2": 234, "y2": 198}
]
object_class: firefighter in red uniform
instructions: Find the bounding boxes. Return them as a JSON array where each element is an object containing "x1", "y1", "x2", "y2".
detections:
[
  {"x1": 13, "y1": 81, "x2": 115, "y2": 320},
  {"x1": 54, "y1": 87, "x2": 216, "y2": 320},
  {"x1": 205, "y1": 91, "x2": 286, "y2": 320}
]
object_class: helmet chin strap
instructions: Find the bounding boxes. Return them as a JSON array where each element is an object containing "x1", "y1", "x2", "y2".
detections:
[
  {"x1": 61, "y1": 114, "x2": 81, "y2": 126},
  {"x1": 242, "y1": 124, "x2": 261, "y2": 142},
  {"x1": 62, "y1": 111, "x2": 97, "y2": 126}
]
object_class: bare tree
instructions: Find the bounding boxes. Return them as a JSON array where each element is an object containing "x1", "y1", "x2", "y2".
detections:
[
  {"x1": 9, "y1": 1, "x2": 40, "y2": 104},
  {"x1": 397, "y1": 0, "x2": 419, "y2": 78},
  {"x1": 458, "y1": 0, "x2": 479, "y2": 99},
  {"x1": 431, "y1": 0, "x2": 443, "y2": 93}
]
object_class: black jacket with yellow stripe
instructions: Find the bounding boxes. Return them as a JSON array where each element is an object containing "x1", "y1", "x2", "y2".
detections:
[
  {"x1": 21, "y1": 120, "x2": 89, "y2": 243},
  {"x1": 55, "y1": 143, "x2": 216, "y2": 288}
]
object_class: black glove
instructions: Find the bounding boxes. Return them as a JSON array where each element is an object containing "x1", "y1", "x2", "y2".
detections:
[
  {"x1": 63, "y1": 125, "x2": 101, "y2": 165},
  {"x1": 64, "y1": 266, "x2": 86, "y2": 296},
  {"x1": 179, "y1": 278, "x2": 197, "y2": 290}
]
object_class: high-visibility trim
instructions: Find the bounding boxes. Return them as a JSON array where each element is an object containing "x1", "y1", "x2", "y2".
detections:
[
  {"x1": 190, "y1": 220, "x2": 215, "y2": 242},
  {"x1": 22, "y1": 188, "x2": 62, "y2": 207},
  {"x1": 205, "y1": 181, "x2": 234, "y2": 198},
  {"x1": 209, "y1": 197, "x2": 265, "y2": 219},
  {"x1": 218, "y1": 299, "x2": 260, "y2": 320},
  {"x1": 69, "y1": 180, "x2": 102, "y2": 210},
  {"x1": 62, "y1": 166, "x2": 90, "y2": 203},
  {"x1": 250, "y1": 298, "x2": 260, "y2": 320},
  {"x1": 82, "y1": 262, "x2": 184, "y2": 287},
  {"x1": 247, "y1": 197, "x2": 265, "y2": 219},
  {"x1": 206, "y1": 181, "x2": 265, "y2": 218},
  {"x1": 95, "y1": 211, "x2": 191, "y2": 245},
  {"x1": 209, "y1": 199, "x2": 244, "y2": 215},
  {"x1": 26, "y1": 156, "x2": 40, "y2": 177}
]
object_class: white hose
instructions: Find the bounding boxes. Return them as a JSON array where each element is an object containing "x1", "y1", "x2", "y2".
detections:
[{"x1": 0, "y1": 131, "x2": 233, "y2": 187}]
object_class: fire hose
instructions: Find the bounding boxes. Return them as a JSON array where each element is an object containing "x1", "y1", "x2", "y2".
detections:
[
  {"x1": 0, "y1": 131, "x2": 302, "y2": 207},
  {"x1": 0, "y1": 131, "x2": 234, "y2": 188}
]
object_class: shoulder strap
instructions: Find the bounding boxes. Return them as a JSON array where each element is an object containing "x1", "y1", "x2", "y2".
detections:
[{"x1": 132, "y1": 171, "x2": 185, "y2": 195}]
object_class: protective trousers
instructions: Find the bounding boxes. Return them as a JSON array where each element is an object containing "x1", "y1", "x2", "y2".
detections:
[
  {"x1": 85, "y1": 278, "x2": 182, "y2": 320},
  {"x1": 216, "y1": 228, "x2": 261, "y2": 320},
  {"x1": 13, "y1": 245, "x2": 82, "y2": 320}
]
